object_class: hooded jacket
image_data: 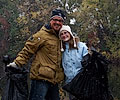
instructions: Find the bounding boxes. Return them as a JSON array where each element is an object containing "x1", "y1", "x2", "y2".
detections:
[{"x1": 14, "y1": 25, "x2": 64, "y2": 84}]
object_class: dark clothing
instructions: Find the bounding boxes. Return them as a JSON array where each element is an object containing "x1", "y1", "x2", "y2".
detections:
[
  {"x1": 29, "y1": 80, "x2": 60, "y2": 100},
  {"x1": 1, "y1": 67, "x2": 29, "y2": 100}
]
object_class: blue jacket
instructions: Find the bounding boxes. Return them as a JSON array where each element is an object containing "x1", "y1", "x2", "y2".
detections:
[{"x1": 62, "y1": 42, "x2": 88, "y2": 83}]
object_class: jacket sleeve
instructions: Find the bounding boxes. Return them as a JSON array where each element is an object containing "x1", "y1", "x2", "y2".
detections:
[
  {"x1": 14, "y1": 33, "x2": 45, "y2": 67},
  {"x1": 82, "y1": 43, "x2": 88, "y2": 57}
]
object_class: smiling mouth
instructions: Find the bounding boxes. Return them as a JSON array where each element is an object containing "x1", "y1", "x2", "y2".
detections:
[
  {"x1": 63, "y1": 36, "x2": 68, "y2": 39},
  {"x1": 62, "y1": 37, "x2": 69, "y2": 41}
]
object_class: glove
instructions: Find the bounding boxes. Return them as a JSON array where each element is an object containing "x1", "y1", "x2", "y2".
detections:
[{"x1": 7, "y1": 62, "x2": 17, "y2": 68}]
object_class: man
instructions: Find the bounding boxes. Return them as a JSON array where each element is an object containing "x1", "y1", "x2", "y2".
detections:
[{"x1": 7, "y1": 9, "x2": 66, "y2": 100}]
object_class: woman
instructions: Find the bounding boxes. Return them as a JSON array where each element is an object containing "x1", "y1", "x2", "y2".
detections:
[
  {"x1": 59, "y1": 25, "x2": 113, "y2": 100},
  {"x1": 59, "y1": 25, "x2": 88, "y2": 100}
]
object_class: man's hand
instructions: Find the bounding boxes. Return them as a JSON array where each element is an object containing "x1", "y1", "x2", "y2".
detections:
[{"x1": 7, "y1": 62, "x2": 17, "y2": 68}]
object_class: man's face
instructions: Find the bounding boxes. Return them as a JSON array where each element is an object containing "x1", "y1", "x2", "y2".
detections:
[{"x1": 50, "y1": 16, "x2": 64, "y2": 32}]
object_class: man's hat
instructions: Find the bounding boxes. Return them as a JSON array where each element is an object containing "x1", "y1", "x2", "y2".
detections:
[{"x1": 51, "y1": 9, "x2": 66, "y2": 20}]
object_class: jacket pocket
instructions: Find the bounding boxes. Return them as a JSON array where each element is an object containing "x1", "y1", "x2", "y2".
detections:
[
  {"x1": 55, "y1": 68, "x2": 64, "y2": 83},
  {"x1": 39, "y1": 66, "x2": 55, "y2": 79}
]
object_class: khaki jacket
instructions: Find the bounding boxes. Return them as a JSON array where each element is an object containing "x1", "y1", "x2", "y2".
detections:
[{"x1": 14, "y1": 26, "x2": 64, "y2": 84}]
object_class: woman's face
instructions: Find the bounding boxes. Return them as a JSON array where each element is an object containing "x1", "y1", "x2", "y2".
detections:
[{"x1": 60, "y1": 30, "x2": 71, "y2": 42}]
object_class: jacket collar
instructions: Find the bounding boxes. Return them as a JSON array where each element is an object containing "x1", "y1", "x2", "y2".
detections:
[{"x1": 41, "y1": 24, "x2": 59, "y2": 37}]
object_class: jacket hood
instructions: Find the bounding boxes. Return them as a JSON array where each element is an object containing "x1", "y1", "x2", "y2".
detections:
[{"x1": 41, "y1": 24, "x2": 59, "y2": 37}]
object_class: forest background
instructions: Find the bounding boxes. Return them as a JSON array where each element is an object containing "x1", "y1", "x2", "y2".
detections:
[{"x1": 0, "y1": 0, "x2": 120, "y2": 100}]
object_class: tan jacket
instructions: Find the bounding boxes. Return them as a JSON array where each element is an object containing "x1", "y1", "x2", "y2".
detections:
[{"x1": 14, "y1": 26, "x2": 64, "y2": 84}]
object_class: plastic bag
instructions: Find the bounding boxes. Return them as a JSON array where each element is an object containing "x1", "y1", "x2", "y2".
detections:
[
  {"x1": 62, "y1": 50, "x2": 113, "y2": 100},
  {"x1": 2, "y1": 56, "x2": 29, "y2": 100}
]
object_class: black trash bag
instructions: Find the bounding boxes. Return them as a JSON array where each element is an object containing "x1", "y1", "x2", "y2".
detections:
[
  {"x1": 62, "y1": 50, "x2": 113, "y2": 100},
  {"x1": 2, "y1": 55, "x2": 29, "y2": 100}
]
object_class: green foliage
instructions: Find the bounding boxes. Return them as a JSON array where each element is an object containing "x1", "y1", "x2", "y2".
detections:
[
  {"x1": 0, "y1": 24, "x2": 4, "y2": 38},
  {"x1": 0, "y1": 0, "x2": 20, "y2": 57},
  {"x1": 108, "y1": 65, "x2": 120, "y2": 100},
  {"x1": 68, "y1": 0, "x2": 120, "y2": 59}
]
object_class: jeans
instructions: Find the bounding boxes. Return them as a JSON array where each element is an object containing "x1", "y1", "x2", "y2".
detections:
[{"x1": 29, "y1": 80, "x2": 60, "y2": 100}]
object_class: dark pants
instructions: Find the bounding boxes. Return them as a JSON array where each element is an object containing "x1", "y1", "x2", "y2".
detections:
[
  {"x1": 29, "y1": 80, "x2": 60, "y2": 100},
  {"x1": 69, "y1": 93, "x2": 79, "y2": 100}
]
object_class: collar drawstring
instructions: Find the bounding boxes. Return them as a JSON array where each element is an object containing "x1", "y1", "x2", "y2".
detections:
[{"x1": 61, "y1": 41, "x2": 64, "y2": 52}]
